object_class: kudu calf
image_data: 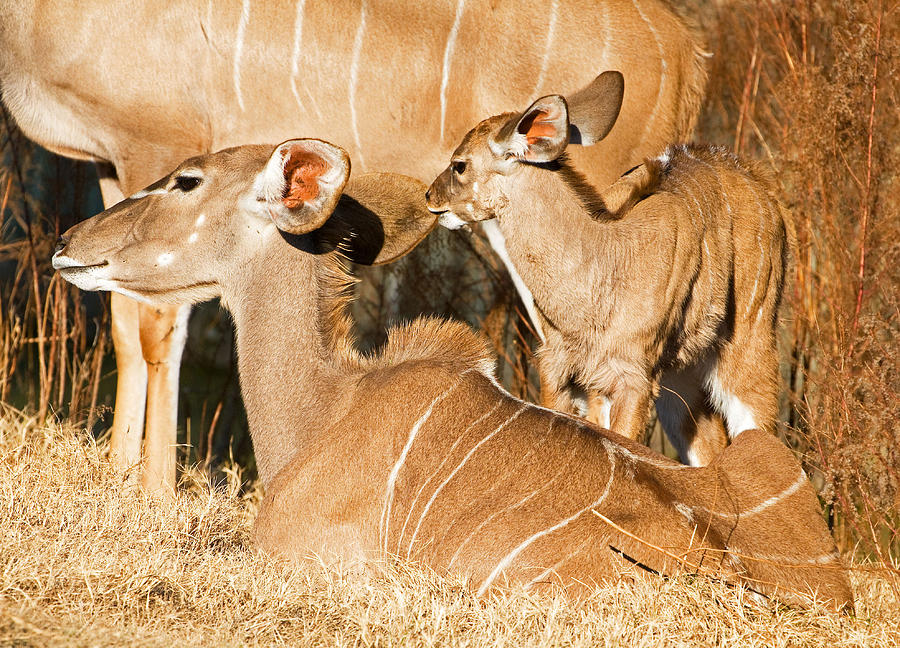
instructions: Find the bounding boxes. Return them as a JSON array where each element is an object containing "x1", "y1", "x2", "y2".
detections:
[
  {"x1": 426, "y1": 72, "x2": 792, "y2": 466},
  {"x1": 52, "y1": 140, "x2": 848, "y2": 610}
]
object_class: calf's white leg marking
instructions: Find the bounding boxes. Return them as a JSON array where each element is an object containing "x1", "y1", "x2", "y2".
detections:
[
  {"x1": 705, "y1": 366, "x2": 758, "y2": 438},
  {"x1": 477, "y1": 445, "x2": 617, "y2": 596}
]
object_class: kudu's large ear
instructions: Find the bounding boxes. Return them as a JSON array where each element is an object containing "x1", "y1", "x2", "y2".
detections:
[
  {"x1": 314, "y1": 173, "x2": 438, "y2": 265},
  {"x1": 258, "y1": 138, "x2": 351, "y2": 235},
  {"x1": 566, "y1": 70, "x2": 624, "y2": 145},
  {"x1": 496, "y1": 95, "x2": 570, "y2": 163}
]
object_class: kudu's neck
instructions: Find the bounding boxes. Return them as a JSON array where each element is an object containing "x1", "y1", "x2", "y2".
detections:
[
  {"x1": 493, "y1": 163, "x2": 621, "y2": 304},
  {"x1": 222, "y1": 230, "x2": 348, "y2": 488}
]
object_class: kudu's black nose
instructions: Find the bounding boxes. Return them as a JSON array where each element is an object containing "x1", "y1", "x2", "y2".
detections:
[
  {"x1": 54, "y1": 235, "x2": 68, "y2": 254},
  {"x1": 424, "y1": 189, "x2": 432, "y2": 203}
]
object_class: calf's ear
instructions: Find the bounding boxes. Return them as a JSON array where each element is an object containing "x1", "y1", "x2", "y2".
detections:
[
  {"x1": 496, "y1": 94, "x2": 570, "y2": 163},
  {"x1": 566, "y1": 70, "x2": 624, "y2": 146}
]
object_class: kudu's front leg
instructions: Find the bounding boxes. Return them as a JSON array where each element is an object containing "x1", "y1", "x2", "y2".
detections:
[
  {"x1": 108, "y1": 292, "x2": 148, "y2": 478},
  {"x1": 138, "y1": 302, "x2": 190, "y2": 495},
  {"x1": 607, "y1": 378, "x2": 654, "y2": 442}
]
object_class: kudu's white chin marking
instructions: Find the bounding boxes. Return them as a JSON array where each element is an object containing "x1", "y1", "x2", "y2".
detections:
[
  {"x1": 481, "y1": 220, "x2": 546, "y2": 343},
  {"x1": 438, "y1": 212, "x2": 468, "y2": 230},
  {"x1": 477, "y1": 444, "x2": 617, "y2": 597}
]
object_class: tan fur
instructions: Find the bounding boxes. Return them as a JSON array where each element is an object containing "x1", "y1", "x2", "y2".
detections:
[
  {"x1": 0, "y1": 0, "x2": 708, "y2": 493},
  {"x1": 53, "y1": 143, "x2": 850, "y2": 611},
  {"x1": 429, "y1": 114, "x2": 793, "y2": 466}
]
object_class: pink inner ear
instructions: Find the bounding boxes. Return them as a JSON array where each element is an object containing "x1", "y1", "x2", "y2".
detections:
[
  {"x1": 282, "y1": 149, "x2": 327, "y2": 208},
  {"x1": 523, "y1": 110, "x2": 559, "y2": 145}
]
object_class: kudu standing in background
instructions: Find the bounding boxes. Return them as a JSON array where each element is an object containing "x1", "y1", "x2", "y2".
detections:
[
  {"x1": 52, "y1": 139, "x2": 850, "y2": 611},
  {"x1": 426, "y1": 72, "x2": 792, "y2": 465},
  {"x1": 0, "y1": 0, "x2": 708, "y2": 493}
]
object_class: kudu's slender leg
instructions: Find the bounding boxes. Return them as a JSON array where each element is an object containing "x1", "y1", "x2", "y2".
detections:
[
  {"x1": 607, "y1": 378, "x2": 654, "y2": 442},
  {"x1": 98, "y1": 172, "x2": 147, "y2": 481},
  {"x1": 139, "y1": 302, "x2": 190, "y2": 494},
  {"x1": 657, "y1": 363, "x2": 727, "y2": 466},
  {"x1": 99, "y1": 158, "x2": 197, "y2": 495}
]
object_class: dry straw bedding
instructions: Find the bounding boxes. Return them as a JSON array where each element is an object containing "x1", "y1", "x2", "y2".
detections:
[{"x1": 0, "y1": 411, "x2": 897, "y2": 648}]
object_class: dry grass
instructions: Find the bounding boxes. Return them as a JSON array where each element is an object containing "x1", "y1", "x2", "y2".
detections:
[{"x1": 1, "y1": 410, "x2": 897, "y2": 648}]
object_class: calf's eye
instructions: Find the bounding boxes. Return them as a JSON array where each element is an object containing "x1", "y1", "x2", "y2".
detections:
[{"x1": 451, "y1": 161, "x2": 467, "y2": 175}]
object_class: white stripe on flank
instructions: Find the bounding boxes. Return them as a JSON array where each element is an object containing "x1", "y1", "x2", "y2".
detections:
[
  {"x1": 632, "y1": 0, "x2": 666, "y2": 141},
  {"x1": 439, "y1": 0, "x2": 466, "y2": 143},
  {"x1": 742, "y1": 469, "x2": 806, "y2": 517},
  {"x1": 688, "y1": 469, "x2": 807, "y2": 520},
  {"x1": 524, "y1": 539, "x2": 590, "y2": 591},
  {"x1": 477, "y1": 445, "x2": 617, "y2": 596},
  {"x1": 448, "y1": 456, "x2": 563, "y2": 570},
  {"x1": 482, "y1": 220, "x2": 546, "y2": 343},
  {"x1": 395, "y1": 400, "x2": 503, "y2": 555},
  {"x1": 531, "y1": 0, "x2": 559, "y2": 97},
  {"x1": 233, "y1": 0, "x2": 252, "y2": 112},
  {"x1": 746, "y1": 194, "x2": 768, "y2": 317},
  {"x1": 289, "y1": 0, "x2": 308, "y2": 110},
  {"x1": 405, "y1": 404, "x2": 527, "y2": 559},
  {"x1": 349, "y1": 1, "x2": 367, "y2": 168},
  {"x1": 380, "y1": 377, "x2": 463, "y2": 554}
]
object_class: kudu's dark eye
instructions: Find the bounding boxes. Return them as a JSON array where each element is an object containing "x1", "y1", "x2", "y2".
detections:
[
  {"x1": 174, "y1": 175, "x2": 201, "y2": 192},
  {"x1": 451, "y1": 160, "x2": 467, "y2": 175}
]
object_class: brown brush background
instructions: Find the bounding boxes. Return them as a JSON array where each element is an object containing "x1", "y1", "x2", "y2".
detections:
[{"x1": 0, "y1": 0, "x2": 897, "y2": 568}]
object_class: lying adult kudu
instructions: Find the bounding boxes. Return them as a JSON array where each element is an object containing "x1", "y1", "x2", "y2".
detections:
[
  {"x1": 426, "y1": 75, "x2": 791, "y2": 465},
  {"x1": 0, "y1": 0, "x2": 708, "y2": 493},
  {"x1": 51, "y1": 139, "x2": 851, "y2": 611}
]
